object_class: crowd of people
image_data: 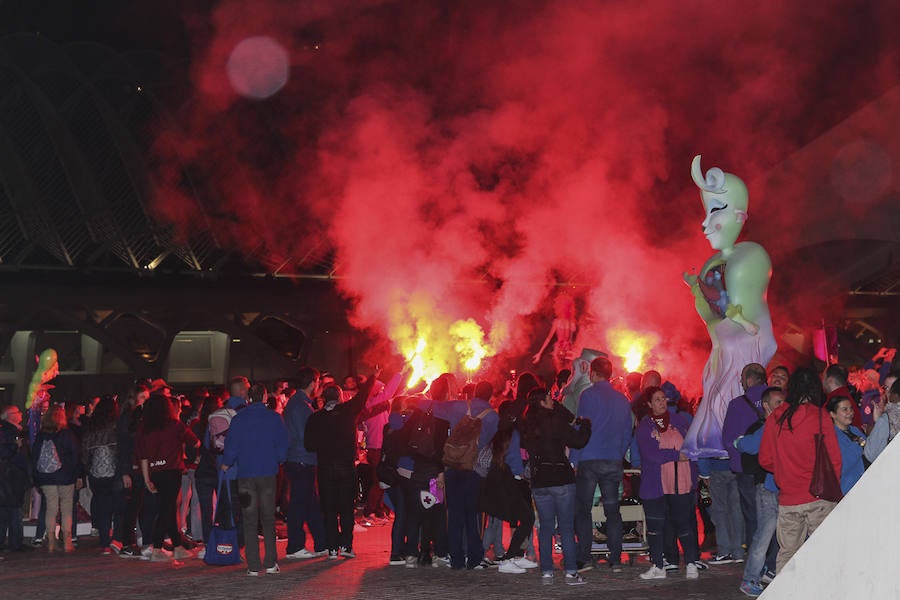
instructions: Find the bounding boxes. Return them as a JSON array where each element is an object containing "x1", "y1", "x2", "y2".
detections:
[{"x1": 0, "y1": 347, "x2": 896, "y2": 593}]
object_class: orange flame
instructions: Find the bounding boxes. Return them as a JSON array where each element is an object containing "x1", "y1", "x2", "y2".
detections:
[
  {"x1": 390, "y1": 294, "x2": 493, "y2": 388},
  {"x1": 607, "y1": 327, "x2": 659, "y2": 373}
]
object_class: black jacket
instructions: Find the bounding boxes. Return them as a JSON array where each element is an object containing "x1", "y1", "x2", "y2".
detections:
[
  {"x1": 305, "y1": 380, "x2": 374, "y2": 466},
  {"x1": 522, "y1": 403, "x2": 591, "y2": 489},
  {"x1": 0, "y1": 420, "x2": 31, "y2": 507}
]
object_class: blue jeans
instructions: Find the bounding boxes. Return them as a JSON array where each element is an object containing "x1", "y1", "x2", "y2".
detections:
[
  {"x1": 643, "y1": 493, "x2": 699, "y2": 568},
  {"x1": 736, "y1": 472, "x2": 758, "y2": 549},
  {"x1": 483, "y1": 515, "x2": 504, "y2": 556},
  {"x1": 285, "y1": 462, "x2": 326, "y2": 553},
  {"x1": 386, "y1": 485, "x2": 407, "y2": 558},
  {"x1": 533, "y1": 484, "x2": 577, "y2": 575},
  {"x1": 575, "y1": 460, "x2": 623, "y2": 564},
  {"x1": 743, "y1": 485, "x2": 778, "y2": 583},
  {"x1": 708, "y1": 470, "x2": 744, "y2": 557},
  {"x1": 445, "y1": 469, "x2": 483, "y2": 569}
]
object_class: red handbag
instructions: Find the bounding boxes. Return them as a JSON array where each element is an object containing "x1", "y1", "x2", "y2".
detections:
[{"x1": 809, "y1": 407, "x2": 843, "y2": 503}]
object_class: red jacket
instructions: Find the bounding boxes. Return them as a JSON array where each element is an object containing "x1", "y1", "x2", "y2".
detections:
[
  {"x1": 135, "y1": 420, "x2": 198, "y2": 474},
  {"x1": 759, "y1": 403, "x2": 842, "y2": 506}
]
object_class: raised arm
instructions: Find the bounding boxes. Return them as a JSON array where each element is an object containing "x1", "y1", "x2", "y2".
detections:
[{"x1": 533, "y1": 320, "x2": 558, "y2": 364}]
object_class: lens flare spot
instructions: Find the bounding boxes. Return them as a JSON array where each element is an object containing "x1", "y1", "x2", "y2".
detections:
[{"x1": 226, "y1": 36, "x2": 290, "y2": 100}]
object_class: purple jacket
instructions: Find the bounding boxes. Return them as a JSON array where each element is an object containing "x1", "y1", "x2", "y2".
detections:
[
  {"x1": 721, "y1": 384, "x2": 767, "y2": 472},
  {"x1": 635, "y1": 412, "x2": 695, "y2": 500}
]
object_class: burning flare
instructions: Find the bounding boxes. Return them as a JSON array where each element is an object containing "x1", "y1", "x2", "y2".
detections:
[
  {"x1": 390, "y1": 294, "x2": 494, "y2": 387},
  {"x1": 607, "y1": 327, "x2": 659, "y2": 373}
]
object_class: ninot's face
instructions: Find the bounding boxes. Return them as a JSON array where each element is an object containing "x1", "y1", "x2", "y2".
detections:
[{"x1": 701, "y1": 190, "x2": 743, "y2": 251}]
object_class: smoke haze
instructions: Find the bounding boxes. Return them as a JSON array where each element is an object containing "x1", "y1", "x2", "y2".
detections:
[{"x1": 149, "y1": 0, "x2": 900, "y2": 392}]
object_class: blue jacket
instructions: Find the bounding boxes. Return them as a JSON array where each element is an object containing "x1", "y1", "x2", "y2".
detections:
[
  {"x1": 569, "y1": 380, "x2": 632, "y2": 465},
  {"x1": 697, "y1": 456, "x2": 731, "y2": 478},
  {"x1": 722, "y1": 384, "x2": 768, "y2": 472},
  {"x1": 226, "y1": 395, "x2": 247, "y2": 411},
  {"x1": 426, "y1": 398, "x2": 498, "y2": 450},
  {"x1": 505, "y1": 429, "x2": 525, "y2": 477},
  {"x1": 284, "y1": 390, "x2": 318, "y2": 465},
  {"x1": 222, "y1": 402, "x2": 288, "y2": 479},
  {"x1": 834, "y1": 424, "x2": 866, "y2": 495},
  {"x1": 736, "y1": 424, "x2": 778, "y2": 493}
]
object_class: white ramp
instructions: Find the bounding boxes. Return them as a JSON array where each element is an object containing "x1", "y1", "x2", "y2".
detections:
[{"x1": 761, "y1": 433, "x2": 900, "y2": 598}]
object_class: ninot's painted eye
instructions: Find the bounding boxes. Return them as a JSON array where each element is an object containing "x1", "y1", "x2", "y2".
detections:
[{"x1": 710, "y1": 204, "x2": 728, "y2": 213}]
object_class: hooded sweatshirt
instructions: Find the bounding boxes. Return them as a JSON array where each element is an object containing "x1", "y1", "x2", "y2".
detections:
[{"x1": 759, "y1": 403, "x2": 842, "y2": 506}]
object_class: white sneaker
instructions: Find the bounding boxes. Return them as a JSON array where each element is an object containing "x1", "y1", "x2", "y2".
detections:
[
  {"x1": 686, "y1": 563, "x2": 699, "y2": 579},
  {"x1": 542, "y1": 572, "x2": 554, "y2": 584},
  {"x1": 512, "y1": 556, "x2": 538, "y2": 569},
  {"x1": 640, "y1": 565, "x2": 666, "y2": 580},
  {"x1": 565, "y1": 573, "x2": 586, "y2": 586},
  {"x1": 432, "y1": 555, "x2": 451, "y2": 568},
  {"x1": 285, "y1": 549, "x2": 318, "y2": 559},
  {"x1": 197, "y1": 548, "x2": 206, "y2": 560},
  {"x1": 150, "y1": 548, "x2": 173, "y2": 562},
  {"x1": 265, "y1": 564, "x2": 280, "y2": 574},
  {"x1": 498, "y1": 559, "x2": 527, "y2": 574}
]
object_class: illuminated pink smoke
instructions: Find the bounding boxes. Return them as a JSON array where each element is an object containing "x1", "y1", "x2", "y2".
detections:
[{"x1": 149, "y1": 0, "x2": 900, "y2": 393}]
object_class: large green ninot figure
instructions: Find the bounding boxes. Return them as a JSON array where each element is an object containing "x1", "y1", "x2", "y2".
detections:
[{"x1": 681, "y1": 156, "x2": 777, "y2": 459}]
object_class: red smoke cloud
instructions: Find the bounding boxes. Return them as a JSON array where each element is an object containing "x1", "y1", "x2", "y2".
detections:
[{"x1": 149, "y1": 0, "x2": 900, "y2": 393}]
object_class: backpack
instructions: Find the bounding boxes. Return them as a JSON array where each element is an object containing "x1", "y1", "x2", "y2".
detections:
[
  {"x1": 37, "y1": 439, "x2": 62, "y2": 474},
  {"x1": 90, "y1": 444, "x2": 117, "y2": 478},
  {"x1": 473, "y1": 444, "x2": 493, "y2": 478},
  {"x1": 408, "y1": 409, "x2": 437, "y2": 459},
  {"x1": 442, "y1": 404, "x2": 492, "y2": 471},
  {"x1": 208, "y1": 408, "x2": 237, "y2": 453}
]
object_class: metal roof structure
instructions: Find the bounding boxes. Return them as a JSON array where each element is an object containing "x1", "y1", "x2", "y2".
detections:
[{"x1": 0, "y1": 31, "x2": 897, "y2": 390}]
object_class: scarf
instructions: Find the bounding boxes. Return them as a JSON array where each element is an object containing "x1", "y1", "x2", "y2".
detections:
[
  {"x1": 651, "y1": 411, "x2": 670, "y2": 434},
  {"x1": 885, "y1": 402, "x2": 900, "y2": 442}
]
